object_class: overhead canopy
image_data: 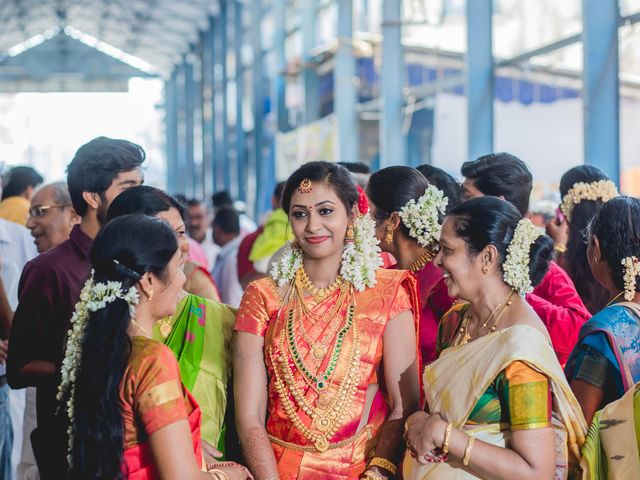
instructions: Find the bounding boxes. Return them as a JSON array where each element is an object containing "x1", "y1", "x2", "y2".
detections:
[
  {"x1": 0, "y1": 31, "x2": 157, "y2": 92},
  {"x1": 0, "y1": 0, "x2": 218, "y2": 78}
]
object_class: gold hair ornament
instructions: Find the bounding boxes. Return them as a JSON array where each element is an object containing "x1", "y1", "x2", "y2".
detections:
[{"x1": 298, "y1": 178, "x2": 313, "y2": 194}]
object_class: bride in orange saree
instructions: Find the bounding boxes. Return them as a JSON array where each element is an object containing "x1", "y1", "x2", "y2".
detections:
[{"x1": 234, "y1": 162, "x2": 421, "y2": 480}]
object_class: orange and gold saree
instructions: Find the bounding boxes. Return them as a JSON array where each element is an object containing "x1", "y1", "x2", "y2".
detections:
[
  {"x1": 119, "y1": 337, "x2": 203, "y2": 479},
  {"x1": 235, "y1": 268, "x2": 419, "y2": 479}
]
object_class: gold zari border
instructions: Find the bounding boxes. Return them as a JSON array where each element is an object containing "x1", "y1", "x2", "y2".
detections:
[{"x1": 268, "y1": 424, "x2": 372, "y2": 452}]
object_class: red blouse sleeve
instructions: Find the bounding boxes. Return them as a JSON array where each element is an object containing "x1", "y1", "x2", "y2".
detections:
[
  {"x1": 234, "y1": 281, "x2": 272, "y2": 337},
  {"x1": 527, "y1": 262, "x2": 591, "y2": 366}
]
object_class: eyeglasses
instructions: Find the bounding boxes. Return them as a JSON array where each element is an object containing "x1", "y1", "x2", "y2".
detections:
[{"x1": 28, "y1": 204, "x2": 70, "y2": 218}]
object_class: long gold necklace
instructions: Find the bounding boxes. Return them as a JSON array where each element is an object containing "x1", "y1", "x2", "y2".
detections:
[
  {"x1": 408, "y1": 249, "x2": 435, "y2": 272},
  {"x1": 270, "y1": 300, "x2": 360, "y2": 452},
  {"x1": 293, "y1": 274, "x2": 348, "y2": 324},
  {"x1": 285, "y1": 296, "x2": 354, "y2": 391},
  {"x1": 454, "y1": 290, "x2": 517, "y2": 346},
  {"x1": 297, "y1": 267, "x2": 344, "y2": 302},
  {"x1": 293, "y1": 285, "x2": 349, "y2": 363}
]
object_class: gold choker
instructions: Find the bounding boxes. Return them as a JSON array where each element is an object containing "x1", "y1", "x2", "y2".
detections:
[
  {"x1": 296, "y1": 267, "x2": 344, "y2": 301},
  {"x1": 408, "y1": 249, "x2": 435, "y2": 272}
]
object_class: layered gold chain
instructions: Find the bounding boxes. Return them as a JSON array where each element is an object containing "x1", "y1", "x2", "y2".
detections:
[
  {"x1": 269, "y1": 295, "x2": 361, "y2": 452},
  {"x1": 292, "y1": 277, "x2": 350, "y2": 363},
  {"x1": 453, "y1": 290, "x2": 517, "y2": 346}
]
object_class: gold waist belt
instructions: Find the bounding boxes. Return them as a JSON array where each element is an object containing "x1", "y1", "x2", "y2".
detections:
[{"x1": 268, "y1": 424, "x2": 373, "y2": 453}]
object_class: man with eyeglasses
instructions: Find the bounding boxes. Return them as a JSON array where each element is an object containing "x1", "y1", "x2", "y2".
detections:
[
  {"x1": 26, "y1": 182, "x2": 79, "y2": 254},
  {"x1": 9, "y1": 182, "x2": 79, "y2": 480}
]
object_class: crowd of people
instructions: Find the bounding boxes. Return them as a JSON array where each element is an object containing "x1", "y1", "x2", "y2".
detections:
[{"x1": 0, "y1": 136, "x2": 638, "y2": 480}]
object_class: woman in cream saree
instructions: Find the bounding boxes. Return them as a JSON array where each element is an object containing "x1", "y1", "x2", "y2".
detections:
[
  {"x1": 404, "y1": 198, "x2": 587, "y2": 480},
  {"x1": 580, "y1": 382, "x2": 640, "y2": 479}
]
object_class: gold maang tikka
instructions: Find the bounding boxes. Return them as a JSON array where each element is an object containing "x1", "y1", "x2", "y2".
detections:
[{"x1": 298, "y1": 178, "x2": 313, "y2": 194}]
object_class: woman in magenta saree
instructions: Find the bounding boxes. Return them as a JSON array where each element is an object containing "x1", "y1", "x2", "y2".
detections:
[{"x1": 367, "y1": 166, "x2": 454, "y2": 366}]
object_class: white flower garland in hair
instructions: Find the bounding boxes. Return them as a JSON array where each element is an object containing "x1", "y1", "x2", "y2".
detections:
[
  {"x1": 502, "y1": 219, "x2": 544, "y2": 296},
  {"x1": 398, "y1": 185, "x2": 448, "y2": 247},
  {"x1": 57, "y1": 273, "x2": 140, "y2": 466},
  {"x1": 270, "y1": 243, "x2": 303, "y2": 288},
  {"x1": 621, "y1": 256, "x2": 640, "y2": 301},
  {"x1": 560, "y1": 180, "x2": 619, "y2": 221},
  {"x1": 340, "y1": 213, "x2": 383, "y2": 291},
  {"x1": 269, "y1": 215, "x2": 382, "y2": 292}
]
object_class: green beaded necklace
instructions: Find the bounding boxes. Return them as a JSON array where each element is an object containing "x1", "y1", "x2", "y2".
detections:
[{"x1": 285, "y1": 304, "x2": 356, "y2": 391}]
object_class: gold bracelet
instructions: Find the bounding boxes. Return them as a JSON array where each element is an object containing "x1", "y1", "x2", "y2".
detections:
[
  {"x1": 553, "y1": 243, "x2": 567, "y2": 254},
  {"x1": 363, "y1": 470, "x2": 386, "y2": 480},
  {"x1": 368, "y1": 456, "x2": 397, "y2": 475},
  {"x1": 462, "y1": 436, "x2": 475, "y2": 466},
  {"x1": 208, "y1": 470, "x2": 229, "y2": 480},
  {"x1": 442, "y1": 422, "x2": 453, "y2": 455}
]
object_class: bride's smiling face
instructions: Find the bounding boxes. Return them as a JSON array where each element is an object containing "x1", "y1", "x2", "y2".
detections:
[{"x1": 289, "y1": 182, "x2": 351, "y2": 260}]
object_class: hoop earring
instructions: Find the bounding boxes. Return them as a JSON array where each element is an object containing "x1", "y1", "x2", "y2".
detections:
[
  {"x1": 291, "y1": 240, "x2": 301, "y2": 250},
  {"x1": 385, "y1": 225, "x2": 394, "y2": 244}
]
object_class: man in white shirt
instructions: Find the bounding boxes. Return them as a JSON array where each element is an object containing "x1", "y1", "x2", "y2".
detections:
[
  {"x1": 211, "y1": 208, "x2": 245, "y2": 307},
  {"x1": 0, "y1": 217, "x2": 37, "y2": 480}
]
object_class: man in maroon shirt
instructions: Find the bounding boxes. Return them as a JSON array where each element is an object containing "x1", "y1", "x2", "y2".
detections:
[
  {"x1": 6, "y1": 137, "x2": 145, "y2": 479},
  {"x1": 460, "y1": 153, "x2": 591, "y2": 366}
]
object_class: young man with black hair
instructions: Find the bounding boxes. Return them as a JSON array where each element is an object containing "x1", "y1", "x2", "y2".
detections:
[
  {"x1": 7, "y1": 137, "x2": 144, "y2": 478},
  {"x1": 461, "y1": 152, "x2": 591, "y2": 367}
]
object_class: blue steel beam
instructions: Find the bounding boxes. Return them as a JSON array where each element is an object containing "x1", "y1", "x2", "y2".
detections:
[
  {"x1": 220, "y1": 1, "x2": 232, "y2": 194},
  {"x1": 235, "y1": 0, "x2": 247, "y2": 201},
  {"x1": 273, "y1": 0, "x2": 288, "y2": 132},
  {"x1": 201, "y1": 25, "x2": 215, "y2": 197},
  {"x1": 176, "y1": 61, "x2": 188, "y2": 195},
  {"x1": 184, "y1": 56, "x2": 196, "y2": 198},
  {"x1": 302, "y1": 0, "x2": 319, "y2": 123},
  {"x1": 466, "y1": 0, "x2": 493, "y2": 161},
  {"x1": 192, "y1": 41, "x2": 204, "y2": 201},
  {"x1": 251, "y1": 0, "x2": 266, "y2": 217},
  {"x1": 336, "y1": 0, "x2": 358, "y2": 163},
  {"x1": 212, "y1": 13, "x2": 224, "y2": 192},
  {"x1": 380, "y1": 0, "x2": 405, "y2": 167},
  {"x1": 165, "y1": 71, "x2": 178, "y2": 193},
  {"x1": 582, "y1": 0, "x2": 620, "y2": 184}
]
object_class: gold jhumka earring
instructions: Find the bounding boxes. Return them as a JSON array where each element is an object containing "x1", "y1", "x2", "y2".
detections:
[
  {"x1": 385, "y1": 225, "x2": 394, "y2": 244},
  {"x1": 345, "y1": 223, "x2": 355, "y2": 243}
]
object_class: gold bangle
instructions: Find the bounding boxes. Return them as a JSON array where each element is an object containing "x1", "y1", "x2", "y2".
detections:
[
  {"x1": 368, "y1": 456, "x2": 397, "y2": 475},
  {"x1": 442, "y1": 422, "x2": 453, "y2": 455},
  {"x1": 462, "y1": 436, "x2": 475, "y2": 466},
  {"x1": 363, "y1": 470, "x2": 386, "y2": 480},
  {"x1": 553, "y1": 243, "x2": 567, "y2": 254},
  {"x1": 208, "y1": 470, "x2": 229, "y2": 480}
]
